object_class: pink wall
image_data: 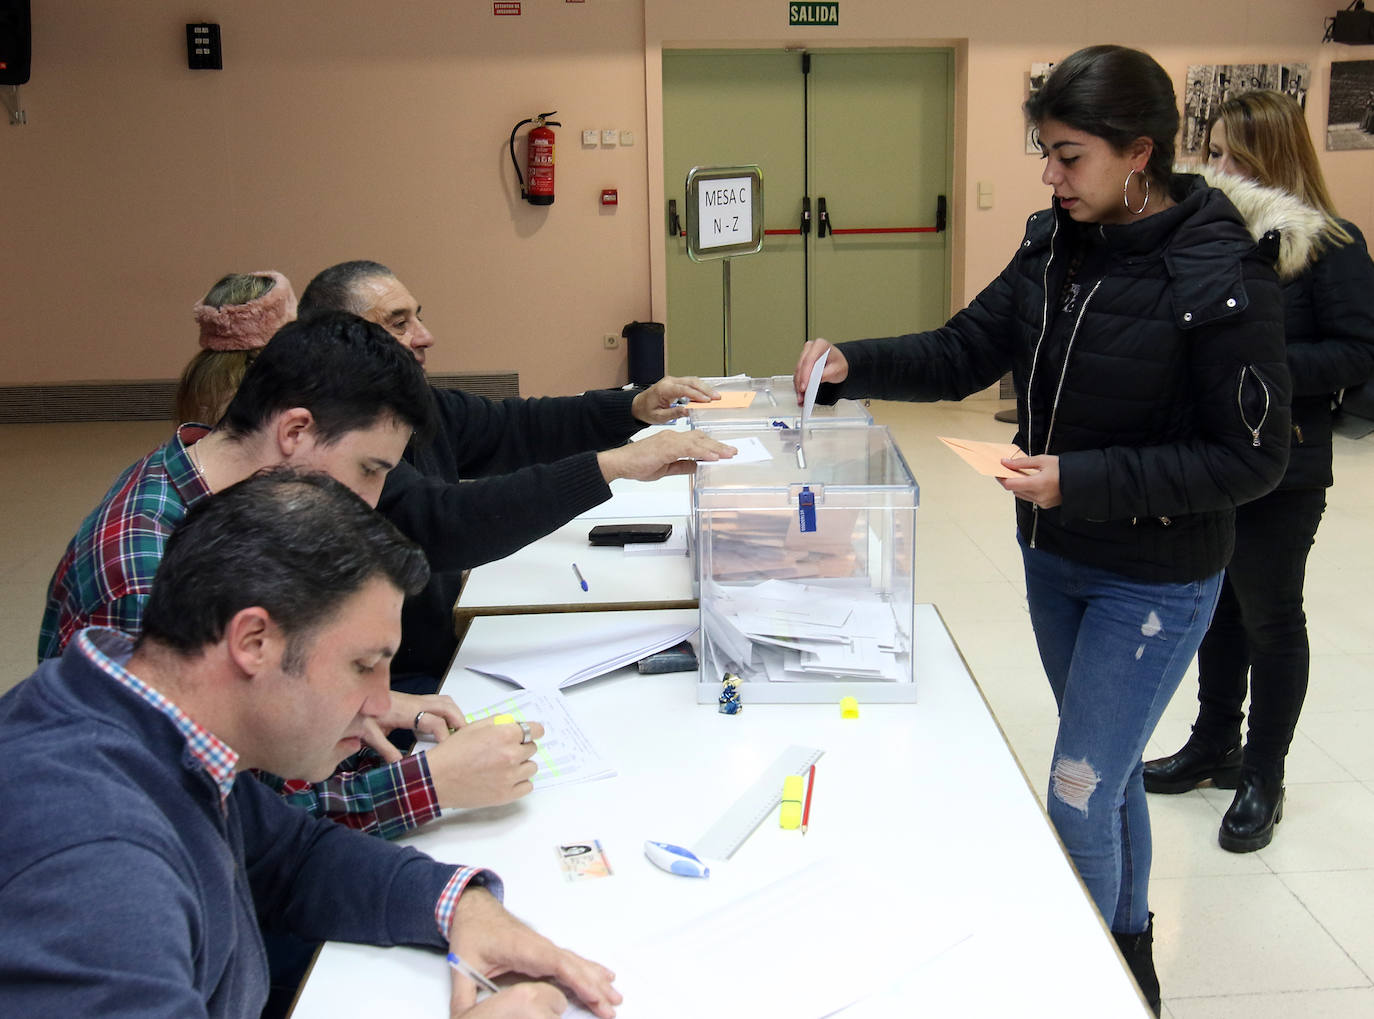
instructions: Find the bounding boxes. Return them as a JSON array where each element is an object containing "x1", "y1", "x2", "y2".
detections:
[
  {"x1": 2, "y1": 1, "x2": 1370, "y2": 394},
  {"x1": 1, "y1": 1, "x2": 653, "y2": 393}
]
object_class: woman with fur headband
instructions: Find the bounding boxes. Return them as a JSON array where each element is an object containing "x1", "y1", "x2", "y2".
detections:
[
  {"x1": 174, "y1": 271, "x2": 297, "y2": 425},
  {"x1": 1145, "y1": 91, "x2": 1374, "y2": 851}
]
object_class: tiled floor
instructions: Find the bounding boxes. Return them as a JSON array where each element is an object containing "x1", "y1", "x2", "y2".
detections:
[{"x1": 2, "y1": 401, "x2": 1371, "y2": 1016}]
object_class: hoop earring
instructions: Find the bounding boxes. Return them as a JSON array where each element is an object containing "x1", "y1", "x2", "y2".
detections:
[{"x1": 1123, "y1": 168, "x2": 1150, "y2": 215}]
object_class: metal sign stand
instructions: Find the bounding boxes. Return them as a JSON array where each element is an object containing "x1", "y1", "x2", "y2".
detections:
[{"x1": 684, "y1": 165, "x2": 764, "y2": 376}]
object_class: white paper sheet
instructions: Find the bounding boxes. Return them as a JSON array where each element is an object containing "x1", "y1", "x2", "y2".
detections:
[
  {"x1": 705, "y1": 434, "x2": 773, "y2": 465},
  {"x1": 412, "y1": 690, "x2": 616, "y2": 791},
  {"x1": 588, "y1": 859, "x2": 974, "y2": 1018},
  {"x1": 463, "y1": 689, "x2": 616, "y2": 790},
  {"x1": 465, "y1": 620, "x2": 698, "y2": 693},
  {"x1": 801, "y1": 346, "x2": 830, "y2": 431}
]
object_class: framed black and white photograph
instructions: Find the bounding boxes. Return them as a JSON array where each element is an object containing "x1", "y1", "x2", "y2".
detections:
[
  {"x1": 1327, "y1": 60, "x2": 1374, "y2": 151},
  {"x1": 1026, "y1": 61, "x2": 1055, "y2": 154},
  {"x1": 1182, "y1": 62, "x2": 1310, "y2": 154}
]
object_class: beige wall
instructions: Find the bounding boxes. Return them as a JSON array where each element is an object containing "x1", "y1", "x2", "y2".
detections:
[
  {"x1": 1, "y1": 0, "x2": 652, "y2": 393},
  {"x1": 2, "y1": 1, "x2": 1370, "y2": 394}
]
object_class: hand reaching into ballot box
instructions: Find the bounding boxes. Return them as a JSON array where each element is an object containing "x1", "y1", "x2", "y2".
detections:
[
  {"x1": 630, "y1": 374, "x2": 720, "y2": 424},
  {"x1": 792, "y1": 337, "x2": 849, "y2": 403},
  {"x1": 598, "y1": 429, "x2": 737, "y2": 483},
  {"x1": 447, "y1": 887, "x2": 621, "y2": 1018}
]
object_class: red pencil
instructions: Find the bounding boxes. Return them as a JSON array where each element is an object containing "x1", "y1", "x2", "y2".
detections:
[{"x1": 801, "y1": 763, "x2": 815, "y2": 834}]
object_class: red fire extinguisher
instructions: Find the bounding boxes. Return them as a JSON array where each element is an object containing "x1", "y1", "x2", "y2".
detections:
[{"x1": 509, "y1": 110, "x2": 560, "y2": 206}]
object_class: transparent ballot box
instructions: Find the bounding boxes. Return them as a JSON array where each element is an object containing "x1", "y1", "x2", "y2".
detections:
[
  {"x1": 688, "y1": 375, "x2": 873, "y2": 429},
  {"x1": 693, "y1": 424, "x2": 918, "y2": 704}
]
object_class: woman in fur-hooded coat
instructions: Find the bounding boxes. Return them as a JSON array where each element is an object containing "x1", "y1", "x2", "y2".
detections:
[{"x1": 1144, "y1": 91, "x2": 1374, "y2": 854}]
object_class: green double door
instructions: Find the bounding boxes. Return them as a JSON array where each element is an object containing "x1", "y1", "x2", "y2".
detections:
[{"x1": 663, "y1": 49, "x2": 953, "y2": 378}]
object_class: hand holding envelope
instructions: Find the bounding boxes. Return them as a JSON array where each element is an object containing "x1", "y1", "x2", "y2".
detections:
[
  {"x1": 939, "y1": 436, "x2": 1063, "y2": 510},
  {"x1": 938, "y1": 436, "x2": 1035, "y2": 478}
]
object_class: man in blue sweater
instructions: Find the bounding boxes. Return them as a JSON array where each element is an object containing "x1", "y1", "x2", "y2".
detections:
[{"x1": 0, "y1": 471, "x2": 620, "y2": 1018}]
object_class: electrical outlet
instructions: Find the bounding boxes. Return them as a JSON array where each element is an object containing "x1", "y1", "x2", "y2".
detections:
[{"x1": 603, "y1": 333, "x2": 620, "y2": 350}]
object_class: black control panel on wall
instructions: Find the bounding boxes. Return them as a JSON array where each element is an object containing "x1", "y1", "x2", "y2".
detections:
[
  {"x1": 186, "y1": 23, "x2": 222, "y2": 70},
  {"x1": 0, "y1": 0, "x2": 32, "y2": 86}
]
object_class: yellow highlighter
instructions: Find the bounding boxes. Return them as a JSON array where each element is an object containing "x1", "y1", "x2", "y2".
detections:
[
  {"x1": 492, "y1": 714, "x2": 516, "y2": 725},
  {"x1": 780, "y1": 774, "x2": 804, "y2": 829}
]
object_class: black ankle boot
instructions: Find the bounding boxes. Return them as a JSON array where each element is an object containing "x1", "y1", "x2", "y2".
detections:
[
  {"x1": 1112, "y1": 913, "x2": 1161, "y2": 1016},
  {"x1": 1143, "y1": 738, "x2": 1242, "y2": 794},
  {"x1": 1219, "y1": 766, "x2": 1284, "y2": 853}
]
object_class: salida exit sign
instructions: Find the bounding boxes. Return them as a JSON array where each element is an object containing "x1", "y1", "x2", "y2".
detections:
[{"x1": 789, "y1": 2, "x2": 839, "y2": 25}]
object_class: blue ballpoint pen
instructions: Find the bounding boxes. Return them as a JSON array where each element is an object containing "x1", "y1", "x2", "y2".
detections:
[
  {"x1": 572, "y1": 563, "x2": 588, "y2": 591},
  {"x1": 447, "y1": 952, "x2": 501, "y2": 994}
]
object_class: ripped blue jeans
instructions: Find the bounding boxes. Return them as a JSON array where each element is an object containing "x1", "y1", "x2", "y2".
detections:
[{"x1": 1021, "y1": 537, "x2": 1222, "y2": 934}]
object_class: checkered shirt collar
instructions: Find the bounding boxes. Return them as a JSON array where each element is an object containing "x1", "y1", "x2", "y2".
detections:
[
  {"x1": 76, "y1": 628, "x2": 239, "y2": 804},
  {"x1": 168, "y1": 423, "x2": 214, "y2": 504}
]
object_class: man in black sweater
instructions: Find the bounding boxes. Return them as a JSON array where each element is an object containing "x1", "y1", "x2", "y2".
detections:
[{"x1": 299, "y1": 260, "x2": 734, "y2": 694}]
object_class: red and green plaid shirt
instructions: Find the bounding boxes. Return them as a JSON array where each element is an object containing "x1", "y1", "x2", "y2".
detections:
[
  {"x1": 39, "y1": 424, "x2": 212, "y2": 661},
  {"x1": 37, "y1": 425, "x2": 441, "y2": 840}
]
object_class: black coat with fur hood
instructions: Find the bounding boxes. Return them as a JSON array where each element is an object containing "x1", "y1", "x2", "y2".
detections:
[
  {"x1": 818, "y1": 173, "x2": 1292, "y2": 583},
  {"x1": 1200, "y1": 165, "x2": 1374, "y2": 489}
]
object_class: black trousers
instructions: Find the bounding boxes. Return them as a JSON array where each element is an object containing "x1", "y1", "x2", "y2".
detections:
[{"x1": 1192, "y1": 487, "x2": 1327, "y2": 774}]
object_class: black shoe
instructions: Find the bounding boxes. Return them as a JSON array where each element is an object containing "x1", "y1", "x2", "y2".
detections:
[
  {"x1": 1219, "y1": 767, "x2": 1284, "y2": 853},
  {"x1": 1144, "y1": 739, "x2": 1242, "y2": 793},
  {"x1": 1112, "y1": 913, "x2": 1161, "y2": 1016}
]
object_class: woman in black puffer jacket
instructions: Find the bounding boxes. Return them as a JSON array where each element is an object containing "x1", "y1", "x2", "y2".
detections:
[
  {"x1": 1144, "y1": 91, "x2": 1374, "y2": 853},
  {"x1": 793, "y1": 46, "x2": 1292, "y2": 1014}
]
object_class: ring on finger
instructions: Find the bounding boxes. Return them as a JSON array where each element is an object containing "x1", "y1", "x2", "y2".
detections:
[
  {"x1": 414, "y1": 710, "x2": 427, "y2": 730},
  {"x1": 517, "y1": 721, "x2": 533, "y2": 744}
]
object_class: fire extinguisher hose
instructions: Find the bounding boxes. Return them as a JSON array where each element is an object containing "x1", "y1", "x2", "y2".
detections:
[
  {"x1": 509, "y1": 111, "x2": 560, "y2": 201},
  {"x1": 508, "y1": 116, "x2": 535, "y2": 200}
]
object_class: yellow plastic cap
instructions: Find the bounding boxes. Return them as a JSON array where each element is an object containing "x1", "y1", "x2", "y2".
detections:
[
  {"x1": 780, "y1": 774, "x2": 804, "y2": 829},
  {"x1": 840, "y1": 696, "x2": 859, "y2": 719}
]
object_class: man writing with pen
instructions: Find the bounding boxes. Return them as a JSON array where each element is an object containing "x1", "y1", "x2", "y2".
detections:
[{"x1": 0, "y1": 470, "x2": 620, "y2": 1018}]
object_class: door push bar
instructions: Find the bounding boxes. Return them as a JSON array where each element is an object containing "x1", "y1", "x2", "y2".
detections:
[
  {"x1": 670, "y1": 195, "x2": 946, "y2": 239},
  {"x1": 816, "y1": 194, "x2": 946, "y2": 235}
]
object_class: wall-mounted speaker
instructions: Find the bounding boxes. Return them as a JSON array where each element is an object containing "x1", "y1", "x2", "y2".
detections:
[
  {"x1": 0, "y1": 0, "x2": 31, "y2": 86},
  {"x1": 1332, "y1": 7, "x2": 1374, "y2": 43}
]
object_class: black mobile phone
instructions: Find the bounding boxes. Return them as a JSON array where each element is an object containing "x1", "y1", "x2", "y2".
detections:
[
  {"x1": 637, "y1": 639, "x2": 698, "y2": 674},
  {"x1": 587, "y1": 523, "x2": 673, "y2": 546}
]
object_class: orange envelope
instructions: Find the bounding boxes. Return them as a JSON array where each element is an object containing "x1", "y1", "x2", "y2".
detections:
[
  {"x1": 691, "y1": 390, "x2": 757, "y2": 410},
  {"x1": 937, "y1": 436, "x2": 1035, "y2": 478}
]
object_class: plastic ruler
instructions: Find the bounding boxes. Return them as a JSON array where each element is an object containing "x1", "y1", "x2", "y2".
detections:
[{"x1": 693, "y1": 744, "x2": 824, "y2": 861}]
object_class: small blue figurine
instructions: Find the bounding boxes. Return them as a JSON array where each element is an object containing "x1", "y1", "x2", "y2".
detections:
[{"x1": 718, "y1": 672, "x2": 743, "y2": 715}]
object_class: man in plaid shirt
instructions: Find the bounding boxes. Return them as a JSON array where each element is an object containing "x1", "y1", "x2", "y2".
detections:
[
  {"x1": 38, "y1": 312, "x2": 543, "y2": 840},
  {"x1": 3, "y1": 470, "x2": 620, "y2": 1018}
]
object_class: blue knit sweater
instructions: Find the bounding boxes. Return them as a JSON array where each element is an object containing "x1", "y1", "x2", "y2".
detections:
[{"x1": 0, "y1": 633, "x2": 482, "y2": 1017}]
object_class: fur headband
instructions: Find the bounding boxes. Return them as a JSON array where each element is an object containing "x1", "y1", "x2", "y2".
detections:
[{"x1": 193, "y1": 270, "x2": 298, "y2": 352}]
